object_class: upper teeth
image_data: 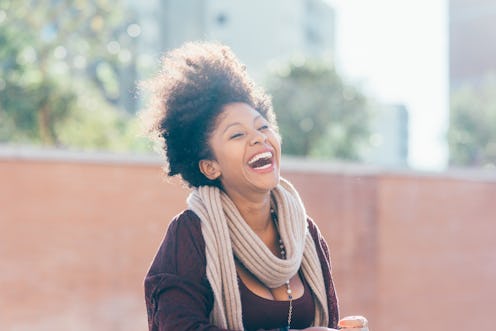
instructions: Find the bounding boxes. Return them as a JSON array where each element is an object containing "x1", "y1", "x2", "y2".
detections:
[{"x1": 248, "y1": 151, "x2": 272, "y2": 165}]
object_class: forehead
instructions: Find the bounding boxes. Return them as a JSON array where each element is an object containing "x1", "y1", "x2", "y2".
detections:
[{"x1": 216, "y1": 102, "x2": 263, "y2": 125}]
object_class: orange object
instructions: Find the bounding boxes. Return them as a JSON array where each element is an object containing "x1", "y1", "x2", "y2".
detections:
[{"x1": 338, "y1": 315, "x2": 369, "y2": 330}]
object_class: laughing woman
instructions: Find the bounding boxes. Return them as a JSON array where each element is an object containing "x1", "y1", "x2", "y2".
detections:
[{"x1": 142, "y1": 42, "x2": 339, "y2": 331}]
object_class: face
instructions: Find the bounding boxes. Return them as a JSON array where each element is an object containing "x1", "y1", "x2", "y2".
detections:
[{"x1": 200, "y1": 102, "x2": 281, "y2": 198}]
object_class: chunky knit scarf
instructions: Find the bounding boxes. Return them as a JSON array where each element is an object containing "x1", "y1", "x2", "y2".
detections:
[{"x1": 187, "y1": 178, "x2": 329, "y2": 330}]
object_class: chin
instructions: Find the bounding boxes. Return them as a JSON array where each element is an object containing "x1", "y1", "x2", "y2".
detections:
[
  {"x1": 244, "y1": 164, "x2": 280, "y2": 191},
  {"x1": 247, "y1": 175, "x2": 279, "y2": 193}
]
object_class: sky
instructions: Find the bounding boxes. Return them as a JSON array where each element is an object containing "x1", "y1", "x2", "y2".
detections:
[{"x1": 327, "y1": 0, "x2": 448, "y2": 171}]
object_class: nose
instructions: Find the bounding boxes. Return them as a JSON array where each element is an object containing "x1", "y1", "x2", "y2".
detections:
[{"x1": 249, "y1": 129, "x2": 267, "y2": 145}]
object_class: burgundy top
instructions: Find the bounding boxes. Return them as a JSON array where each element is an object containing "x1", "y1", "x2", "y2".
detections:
[
  {"x1": 238, "y1": 271, "x2": 315, "y2": 331},
  {"x1": 144, "y1": 210, "x2": 339, "y2": 331}
]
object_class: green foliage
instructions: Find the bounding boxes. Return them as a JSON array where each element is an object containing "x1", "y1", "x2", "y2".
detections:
[
  {"x1": 448, "y1": 75, "x2": 496, "y2": 167},
  {"x1": 265, "y1": 58, "x2": 371, "y2": 160},
  {"x1": 54, "y1": 82, "x2": 151, "y2": 152},
  {"x1": 0, "y1": 72, "x2": 76, "y2": 145},
  {"x1": 0, "y1": 0, "x2": 143, "y2": 150}
]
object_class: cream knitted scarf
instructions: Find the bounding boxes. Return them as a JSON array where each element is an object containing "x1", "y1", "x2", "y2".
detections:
[{"x1": 187, "y1": 178, "x2": 329, "y2": 330}]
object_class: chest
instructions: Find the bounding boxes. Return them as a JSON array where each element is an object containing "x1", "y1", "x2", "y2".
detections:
[{"x1": 237, "y1": 270, "x2": 315, "y2": 330}]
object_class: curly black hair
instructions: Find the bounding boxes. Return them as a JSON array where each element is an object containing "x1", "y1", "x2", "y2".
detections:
[{"x1": 141, "y1": 41, "x2": 277, "y2": 188}]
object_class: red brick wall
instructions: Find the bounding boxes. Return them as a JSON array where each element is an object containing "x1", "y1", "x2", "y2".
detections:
[
  {"x1": 1, "y1": 151, "x2": 495, "y2": 330},
  {"x1": 376, "y1": 174, "x2": 496, "y2": 330}
]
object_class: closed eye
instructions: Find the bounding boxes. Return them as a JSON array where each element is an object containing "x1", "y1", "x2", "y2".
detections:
[
  {"x1": 229, "y1": 132, "x2": 245, "y2": 139},
  {"x1": 258, "y1": 125, "x2": 269, "y2": 131}
]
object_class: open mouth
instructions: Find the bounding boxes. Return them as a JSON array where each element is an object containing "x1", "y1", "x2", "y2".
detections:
[{"x1": 248, "y1": 151, "x2": 273, "y2": 170}]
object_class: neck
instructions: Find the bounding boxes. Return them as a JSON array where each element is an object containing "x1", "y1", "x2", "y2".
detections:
[{"x1": 224, "y1": 189, "x2": 273, "y2": 233}]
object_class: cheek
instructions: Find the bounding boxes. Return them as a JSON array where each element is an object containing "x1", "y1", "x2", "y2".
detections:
[
  {"x1": 215, "y1": 144, "x2": 242, "y2": 168},
  {"x1": 269, "y1": 132, "x2": 282, "y2": 149}
]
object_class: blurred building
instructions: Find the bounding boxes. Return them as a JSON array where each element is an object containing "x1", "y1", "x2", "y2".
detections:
[
  {"x1": 363, "y1": 104, "x2": 409, "y2": 168},
  {"x1": 131, "y1": 0, "x2": 336, "y2": 80},
  {"x1": 449, "y1": 0, "x2": 496, "y2": 91}
]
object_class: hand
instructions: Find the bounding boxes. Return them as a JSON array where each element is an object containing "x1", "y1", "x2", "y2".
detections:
[
  {"x1": 297, "y1": 328, "x2": 338, "y2": 331},
  {"x1": 337, "y1": 315, "x2": 368, "y2": 330},
  {"x1": 296, "y1": 314, "x2": 369, "y2": 331}
]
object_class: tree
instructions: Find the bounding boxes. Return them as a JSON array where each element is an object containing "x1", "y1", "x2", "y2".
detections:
[
  {"x1": 0, "y1": 0, "x2": 142, "y2": 148},
  {"x1": 448, "y1": 74, "x2": 496, "y2": 167},
  {"x1": 265, "y1": 58, "x2": 371, "y2": 160}
]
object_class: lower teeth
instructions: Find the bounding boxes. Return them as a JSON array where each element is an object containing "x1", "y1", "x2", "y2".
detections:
[{"x1": 254, "y1": 164, "x2": 271, "y2": 170}]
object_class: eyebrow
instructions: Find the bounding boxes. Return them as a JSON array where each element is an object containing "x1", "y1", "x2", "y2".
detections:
[
  {"x1": 222, "y1": 115, "x2": 263, "y2": 134},
  {"x1": 222, "y1": 122, "x2": 242, "y2": 134}
]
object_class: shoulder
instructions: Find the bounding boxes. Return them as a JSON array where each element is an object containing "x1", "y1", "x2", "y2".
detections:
[
  {"x1": 306, "y1": 216, "x2": 323, "y2": 241},
  {"x1": 147, "y1": 210, "x2": 205, "y2": 276},
  {"x1": 167, "y1": 209, "x2": 203, "y2": 239},
  {"x1": 306, "y1": 216, "x2": 331, "y2": 261},
  {"x1": 161, "y1": 209, "x2": 204, "y2": 255}
]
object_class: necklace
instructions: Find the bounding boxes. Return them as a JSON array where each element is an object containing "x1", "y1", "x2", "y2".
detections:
[{"x1": 270, "y1": 208, "x2": 293, "y2": 331}]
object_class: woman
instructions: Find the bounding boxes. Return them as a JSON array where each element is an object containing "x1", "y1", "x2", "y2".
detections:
[{"x1": 142, "y1": 41, "x2": 339, "y2": 331}]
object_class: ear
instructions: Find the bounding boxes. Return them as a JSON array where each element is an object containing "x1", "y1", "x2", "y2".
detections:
[{"x1": 199, "y1": 159, "x2": 221, "y2": 180}]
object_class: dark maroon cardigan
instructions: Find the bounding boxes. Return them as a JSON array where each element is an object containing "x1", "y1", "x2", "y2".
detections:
[{"x1": 144, "y1": 210, "x2": 339, "y2": 331}]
